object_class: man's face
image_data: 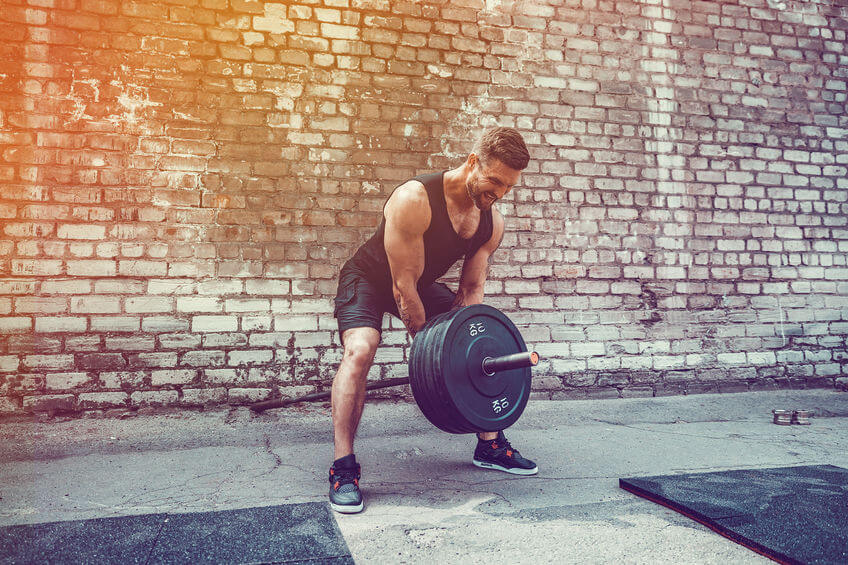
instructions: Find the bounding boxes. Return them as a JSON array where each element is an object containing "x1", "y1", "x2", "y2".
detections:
[{"x1": 465, "y1": 156, "x2": 521, "y2": 211}]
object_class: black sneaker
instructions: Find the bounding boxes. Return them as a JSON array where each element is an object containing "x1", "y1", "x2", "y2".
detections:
[
  {"x1": 328, "y1": 455, "x2": 363, "y2": 514},
  {"x1": 473, "y1": 431, "x2": 538, "y2": 475}
]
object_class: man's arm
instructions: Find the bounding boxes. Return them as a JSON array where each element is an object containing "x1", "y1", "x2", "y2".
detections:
[
  {"x1": 384, "y1": 182, "x2": 431, "y2": 337},
  {"x1": 453, "y1": 209, "x2": 505, "y2": 308}
]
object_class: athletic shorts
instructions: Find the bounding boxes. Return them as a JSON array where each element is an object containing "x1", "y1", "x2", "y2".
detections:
[{"x1": 333, "y1": 264, "x2": 456, "y2": 343}]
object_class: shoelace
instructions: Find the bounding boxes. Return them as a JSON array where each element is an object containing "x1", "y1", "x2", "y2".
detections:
[
  {"x1": 330, "y1": 465, "x2": 360, "y2": 491},
  {"x1": 489, "y1": 436, "x2": 516, "y2": 458}
]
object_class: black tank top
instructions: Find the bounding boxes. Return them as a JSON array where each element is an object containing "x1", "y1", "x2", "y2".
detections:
[{"x1": 346, "y1": 171, "x2": 494, "y2": 291}]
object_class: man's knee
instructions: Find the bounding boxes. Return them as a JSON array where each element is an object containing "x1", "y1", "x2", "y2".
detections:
[{"x1": 340, "y1": 329, "x2": 379, "y2": 373}]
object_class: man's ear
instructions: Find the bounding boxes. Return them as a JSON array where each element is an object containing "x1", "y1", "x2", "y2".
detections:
[{"x1": 466, "y1": 153, "x2": 477, "y2": 168}]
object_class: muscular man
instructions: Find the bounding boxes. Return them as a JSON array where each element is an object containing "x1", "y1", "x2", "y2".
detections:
[{"x1": 328, "y1": 127, "x2": 537, "y2": 514}]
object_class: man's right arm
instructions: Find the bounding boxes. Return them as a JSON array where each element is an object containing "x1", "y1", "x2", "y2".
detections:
[{"x1": 383, "y1": 182, "x2": 431, "y2": 337}]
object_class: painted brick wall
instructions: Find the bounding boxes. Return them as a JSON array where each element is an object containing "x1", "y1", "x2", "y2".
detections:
[{"x1": 1, "y1": 0, "x2": 846, "y2": 416}]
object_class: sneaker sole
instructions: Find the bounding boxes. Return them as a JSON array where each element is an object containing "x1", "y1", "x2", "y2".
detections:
[
  {"x1": 330, "y1": 501, "x2": 364, "y2": 514},
  {"x1": 473, "y1": 459, "x2": 538, "y2": 475}
]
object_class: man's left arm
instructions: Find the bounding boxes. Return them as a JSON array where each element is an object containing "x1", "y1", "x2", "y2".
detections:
[{"x1": 453, "y1": 210, "x2": 505, "y2": 308}]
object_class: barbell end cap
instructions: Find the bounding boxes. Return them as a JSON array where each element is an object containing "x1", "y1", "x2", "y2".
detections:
[{"x1": 530, "y1": 351, "x2": 539, "y2": 365}]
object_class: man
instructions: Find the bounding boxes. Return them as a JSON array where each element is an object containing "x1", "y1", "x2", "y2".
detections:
[{"x1": 328, "y1": 127, "x2": 537, "y2": 514}]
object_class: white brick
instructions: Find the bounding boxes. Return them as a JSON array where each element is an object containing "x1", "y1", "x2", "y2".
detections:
[
  {"x1": 197, "y1": 280, "x2": 244, "y2": 295},
  {"x1": 90, "y1": 316, "x2": 141, "y2": 332},
  {"x1": 151, "y1": 369, "x2": 197, "y2": 385},
  {"x1": 35, "y1": 317, "x2": 86, "y2": 333},
  {"x1": 71, "y1": 296, "x2": 120, "y2": 313},
  {"x1": 78, "y1": 392, "x2": 128, "y2": 409},
  {"x1": 717, "y1": 353, "x2": 747, "y2": 365},
  {"x1": 551, "y1": 359, "x2": 587, "y2": 372},
  {"x1": 587, "y1": 357, "x2": 621, "y2": 370},
  {"x1": 141, "y1": 317, "x2": 190, "y2": 332},
  {"x1": 0, "y1": 356, "x2": 20, "y2": 372},
  {"x1": 203, "y1": 369, "x2": 241, "y2": 385},
  {"x1": 67, "y1": 260, "x2": 116, "y2": 276},
  {"x1": 147, "y1": 279, "x2": 196, "y2": 295},
  {"x1": 181, "y1": 388, "x2": 227, "y2": 405},
  {"x1": 225, "y1": 298, "x2": 269, "y2": 312},
  {"x1": 321, "y1": 23, "x2": 359, "y2": 39},
  {"x1": 274, "y1": 315, "x2": 319, "y2": 331},
  {"x1": 46, "y1": 372, "x2": 91, "y2": 390},
  {"x1": 57, "y1": 224, "x2": 106, "y2": 240},
  {"x1": 41, "y1": 280, "x2": 92, "y2": 294},
  {"x1": 0, "y1": 318, "x2": 33, "y2": 333},
  {"x1": 570, "y1": 342, "x2": 605, "y2": 357},
  {"x1": 192, "y1": 315, "x2": 238, "y2": 332},
  {"x1": 126, "y1": 297, "x2": 173, "y2": 313},
  {"x1": 245, "y1": 280, "x2": 291, "y2": 295},
  {"x1": 620, "y1": 356, "x2": 654, "y2": 370},
  {"x1": 228, "y1": 350, "x2": 273, "y2": 366},
  {"x1": 228, "y1": 387, "x2": 272, "y2": 404},
  {"x1": 242, "y1": 316, "x2": 272, "y2": 331},
  {"x1": 747, "y1": 352, "x2": 776, "y2": 365},
  {"x1": 177, "y1": 297, "x2": 223, "y2": 312},
  {"x1": 131, "y1": 390, "x2": 179, "y2": 406},
  {"x1": 653, "y1": 355, "x2": 685, "y2": 369},
  {"x1": 253, "y1": 4, "x2": 295, "y2": 33},
  {"x1": 100, "y1": 371, "x2": 146, "y2": 389},
  {"x1": 119, "y1": 260, "x2": 167, "y2": 277}
]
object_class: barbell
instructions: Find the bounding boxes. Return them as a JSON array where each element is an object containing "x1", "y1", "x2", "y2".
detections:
[{"x1": 251, "y1": 304, "x2": 539, "y2": 433}]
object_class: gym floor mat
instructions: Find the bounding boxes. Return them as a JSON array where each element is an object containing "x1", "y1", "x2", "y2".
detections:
[
  {"x1": 0, "y1": 502, "x2": 353, "y2": 564},
  {"x1": 620, "y1": 465, "x2": 848, "y2": 565}
]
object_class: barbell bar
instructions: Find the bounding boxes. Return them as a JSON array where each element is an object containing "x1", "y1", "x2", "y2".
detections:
[
  {"x1": 251, "y1": 304, "x2": 539, "y2": 434},
  {"x1": 482, "y1": 351, "x2": 539, "y2": 376},
  {"x1": 249, "y1": 349, "x2": 537, "y2": 413}
]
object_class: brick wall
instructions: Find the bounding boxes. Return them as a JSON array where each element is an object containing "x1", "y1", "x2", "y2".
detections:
[{"x1": 1, "y1": 0, "x2": 846, "y2": 416}]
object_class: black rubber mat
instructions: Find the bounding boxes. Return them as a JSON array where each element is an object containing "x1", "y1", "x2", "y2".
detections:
[
  {"x1": 620, "y1": 465, "x2": 848, "y2": 565},
  {"x1": 0, "y1": 502, "x2": 353, "y2": 564}
]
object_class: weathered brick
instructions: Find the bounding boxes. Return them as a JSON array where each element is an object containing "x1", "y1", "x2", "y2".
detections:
[
  {"x1": 151, "y1": 369, "x2": 197, "y2": 385},
  {"x1": 46, "y1": 372, "x2": 91, "y2": 390},
  {"x1": 227, "y1": 387, "x2": 271, "y2": 404},
  {"x1": 228, "y1": 350, "x2": 273, "y2": 366},
  {"x1": 78, "y1": 392, "x2": 129, "y2": 409},
  {"x1": 181, "y1": 387, "x2": 227, "y2": 405},
  {"x1": 22, "y1": 355, "x2": 75, "y2": 371},
  {"x1": 131, "y1": 390, "x2": 179, "y2": 407},
  {"x1": 23, "y1": 394, "x2": 75, "y2": 413}
]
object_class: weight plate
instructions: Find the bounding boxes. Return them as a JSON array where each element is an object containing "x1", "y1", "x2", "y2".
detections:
[
  {"x1": 427, "y1": 309, "x2": 466, "y2": 433},
  {"x1": 408, "y1": 305, "x2": 532, "y2": 434},
  {"x1": 440, "y1": 305, "x2": 530, "y2": 432},
  {"x1": 409, "y1": 315, "x2": 440, "y2": 429},
  {"x1": 409, "y1": 309, "x2": 456, "y2": 433}
]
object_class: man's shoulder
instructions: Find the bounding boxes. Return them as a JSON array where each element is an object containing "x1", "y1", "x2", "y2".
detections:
[{"x1": 387, "y1": 179, "x2": 430, "y2": 208}]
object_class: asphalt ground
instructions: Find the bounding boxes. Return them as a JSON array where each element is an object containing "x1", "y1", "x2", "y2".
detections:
[{"x1": 1, "y1": 389, "x2": 846, "y2": 564}]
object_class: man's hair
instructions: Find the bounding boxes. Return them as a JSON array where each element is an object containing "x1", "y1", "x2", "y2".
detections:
[{"x1": 473, "y1": 127, "x2": 530, "y2": 171}]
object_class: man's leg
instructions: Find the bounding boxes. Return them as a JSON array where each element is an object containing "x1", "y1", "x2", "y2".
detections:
[
  {"x1": 329, "y1": 267, "x2": 387, "y2": 513},
  {"x1": 331, "y1": 326, "x2": 380, "y2": 459}
]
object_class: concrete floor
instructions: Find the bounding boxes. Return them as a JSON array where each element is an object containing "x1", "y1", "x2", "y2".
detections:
[{"x1": 1, "y1": 389, "x2": 846, "y2": 564}]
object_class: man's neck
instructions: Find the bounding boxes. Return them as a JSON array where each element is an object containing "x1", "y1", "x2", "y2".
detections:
[{"x1": 443, "y1": 165, "x2": 475, "y2": 211}]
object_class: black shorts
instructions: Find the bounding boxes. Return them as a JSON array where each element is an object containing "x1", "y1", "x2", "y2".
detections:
[{"x1": 333, "y1": 265, "x2": 456, "y2": 343}]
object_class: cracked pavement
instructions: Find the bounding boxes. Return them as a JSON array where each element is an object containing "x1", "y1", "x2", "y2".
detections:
[{"x1": 1, "y1": 389, "x2": 846, "y2": 563}]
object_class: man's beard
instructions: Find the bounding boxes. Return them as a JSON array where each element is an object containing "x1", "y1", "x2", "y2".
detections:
[{"x1": 466, "y1": 177, "x2": 494, "y2": 210}]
